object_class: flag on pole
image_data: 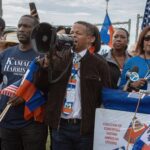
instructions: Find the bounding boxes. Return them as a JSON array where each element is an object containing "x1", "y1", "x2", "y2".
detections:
[
  {"x1": 141, "y1": 0, "x2": 150, "y2": 29},
  {"x1": 16, "y1": 59, "x2": 46, "y2": 122},
  {"x1": 0, "y1": 59, "x2": 46, "y2": 122},
  {"x1": 100, "y1": 12, "x2": 114, "y2": 47}
]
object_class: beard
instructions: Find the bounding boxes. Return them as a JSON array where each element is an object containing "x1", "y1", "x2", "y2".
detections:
[{"x1": 18, "y1": 38, "x2": 30, "y2": 45}]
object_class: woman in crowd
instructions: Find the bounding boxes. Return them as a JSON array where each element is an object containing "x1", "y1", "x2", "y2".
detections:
[
  {"x1": 120, "y1": 26, "x2": 150, "y2": 91},
  {"x1": 103, "y1": 28, "x2": 130, "y2": 88}
]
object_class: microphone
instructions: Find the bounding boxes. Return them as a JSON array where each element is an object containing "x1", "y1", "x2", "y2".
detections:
[{"x1": 123, "y1": 66, "x2": 139, "y2": 92}]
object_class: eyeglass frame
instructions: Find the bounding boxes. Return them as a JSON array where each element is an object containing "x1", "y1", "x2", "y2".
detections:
[{"x1": 144, "y1": 35, "x2": 150, "y2": 41}]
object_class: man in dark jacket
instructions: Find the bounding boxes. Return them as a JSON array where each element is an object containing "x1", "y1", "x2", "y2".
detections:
[{"x1": 36, "y1": 21, "x2": 111, "y2": 150}]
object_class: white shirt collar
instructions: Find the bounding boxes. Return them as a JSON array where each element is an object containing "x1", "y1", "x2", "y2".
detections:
[{"x1": 71, "y1": 49, "x2": 87, "y2": 58}]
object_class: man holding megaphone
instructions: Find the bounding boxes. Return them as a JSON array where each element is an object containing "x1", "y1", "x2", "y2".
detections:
[{"x1": 33, "y1": 21, "x2": 111, "y2": 150}]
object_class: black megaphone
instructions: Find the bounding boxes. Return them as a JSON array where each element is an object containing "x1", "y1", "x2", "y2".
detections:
[{"x1": 31, "y1": 22, "x2": 74, "y2": 53}]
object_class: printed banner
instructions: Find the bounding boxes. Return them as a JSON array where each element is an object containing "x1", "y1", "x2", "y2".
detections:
[{"x1": 93, "y1": 108, "x2": 150, "y2": 150}]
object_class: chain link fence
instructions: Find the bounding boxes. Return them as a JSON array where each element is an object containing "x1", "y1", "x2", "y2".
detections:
[
  {"x1": 135, "y1": 14, "x2": 143, "y2": 42},
  {"x1": 96, "y1": 19, "x2": 131, "y2": 36}
]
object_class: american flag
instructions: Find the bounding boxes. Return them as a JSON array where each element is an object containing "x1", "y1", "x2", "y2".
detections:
[
  {"x1": 0, "y1": 80, "x2": 21, "y2": 97},
  {"x1": 142, "y1": 0, "x2": 150, "y2": 29}
]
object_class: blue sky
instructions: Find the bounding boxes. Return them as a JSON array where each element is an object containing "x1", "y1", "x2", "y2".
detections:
[{"x1": 2, "y1": 0, "x2": 147, "y2": 45}]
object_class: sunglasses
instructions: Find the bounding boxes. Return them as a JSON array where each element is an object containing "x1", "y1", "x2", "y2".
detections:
[{"x1": 144, "y1": 35, "x2": 150, "y2": 41}]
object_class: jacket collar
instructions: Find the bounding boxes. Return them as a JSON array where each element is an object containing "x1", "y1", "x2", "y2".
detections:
[{"x1": 105, "y1": 49, "x2": 130, "y2": 66}]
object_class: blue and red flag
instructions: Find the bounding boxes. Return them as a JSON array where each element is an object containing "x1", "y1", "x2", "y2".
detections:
[
  {"x1": 0, "y1": 59, "x2": 46, "y2": 122},
  {"x1": 100, "y1": 12, "x2": 114, "y2": 47},
  {"x1": 141, "y1": 0, "x2": 150, "y2": 29},
  {"x1": 132, "y1": 126, "x2": 150, "y2": 150},
  {"x1": 16, "y1": 59, "x2": 46, "y2": 122},
  {"x1": 124, "y1": 117, "x2": 148, "y2": 144}
]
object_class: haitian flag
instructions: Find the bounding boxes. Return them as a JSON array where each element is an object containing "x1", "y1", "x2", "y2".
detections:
[
  {"x1": 132, "y1": 126, "x2": 150, "y2": 150},
  {"x1": 124, "y1": 117, "x2": 148, "y2": 144},
  {"x1": 100, "y1": 12, "x2": 114, "y2": 47},
  {"x1": 15, "y1": 59, "x2": 47, "y2": 122}
]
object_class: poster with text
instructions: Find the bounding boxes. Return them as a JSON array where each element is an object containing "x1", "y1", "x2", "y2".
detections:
[{"x1": 93, "y1": 108, "x2": 150, "y2": 150}]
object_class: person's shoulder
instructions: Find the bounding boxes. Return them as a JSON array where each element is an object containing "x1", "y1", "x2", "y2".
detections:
[
  {"x1": 102, "y1": 52, "x2": 108, "y2": 58},
  {"x1": 90, "y1": 53, "x2": 108, "y2": 67},
  {"x1": 101, "y1": 49, "x2": 112, "y2": 57},
  {"x1": 0, "y1": 45, "x2": 17, "y2": 56},
  {"x1": 124, "y1": 56, "x2": 141, "y2": 67},
  {"x1": 127, "y1": 55, "x2": 141, "y2": 62},
  {"x1": 93, "y1": 53, "x2": 107, "y2": 62}
]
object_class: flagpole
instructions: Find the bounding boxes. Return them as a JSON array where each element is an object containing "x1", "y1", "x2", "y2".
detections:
[
  {"x1": 126, "y1": 92, "x2": 144, "y2": 150},
  {"x1": 106, "y1": 0, "x2": 109, "y2": 13},
  {"x1": 0, "y1": 0, "x2": 2, "y2": 17}
]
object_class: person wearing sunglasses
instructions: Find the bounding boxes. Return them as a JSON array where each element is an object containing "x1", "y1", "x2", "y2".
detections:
[{"x1": 120, "y1": 26, "x2": 150, "y2": 91}]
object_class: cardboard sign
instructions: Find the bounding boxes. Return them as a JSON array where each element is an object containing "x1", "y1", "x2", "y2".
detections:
[{"x1": 93, "y1": 108, "x2": 150, "y2": 150}]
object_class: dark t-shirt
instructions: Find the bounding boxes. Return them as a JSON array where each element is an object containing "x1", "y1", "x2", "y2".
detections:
[{"x1": 0, "y1": 45, "x2": 39, "y2": 129}]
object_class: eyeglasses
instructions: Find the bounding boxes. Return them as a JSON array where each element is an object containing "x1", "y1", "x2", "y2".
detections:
[{"x1": 144, "y1": 35, "x2": 150, "y2": 41}]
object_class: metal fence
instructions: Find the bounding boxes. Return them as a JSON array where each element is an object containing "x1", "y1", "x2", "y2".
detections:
[
  {"x1": 96, "y1": 19, "x2": 131, "y2": 36},
  {"x1": 135, "y1": 14, "x2": 143, "y2": 42},
  {"x1": 5, "y1": 14, "x2": 143, "y2": 44}
]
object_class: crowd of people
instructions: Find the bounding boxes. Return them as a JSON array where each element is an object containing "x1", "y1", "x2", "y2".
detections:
[{"x1": 0, "y1": 9, "x2": 148, "y2": 150}]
